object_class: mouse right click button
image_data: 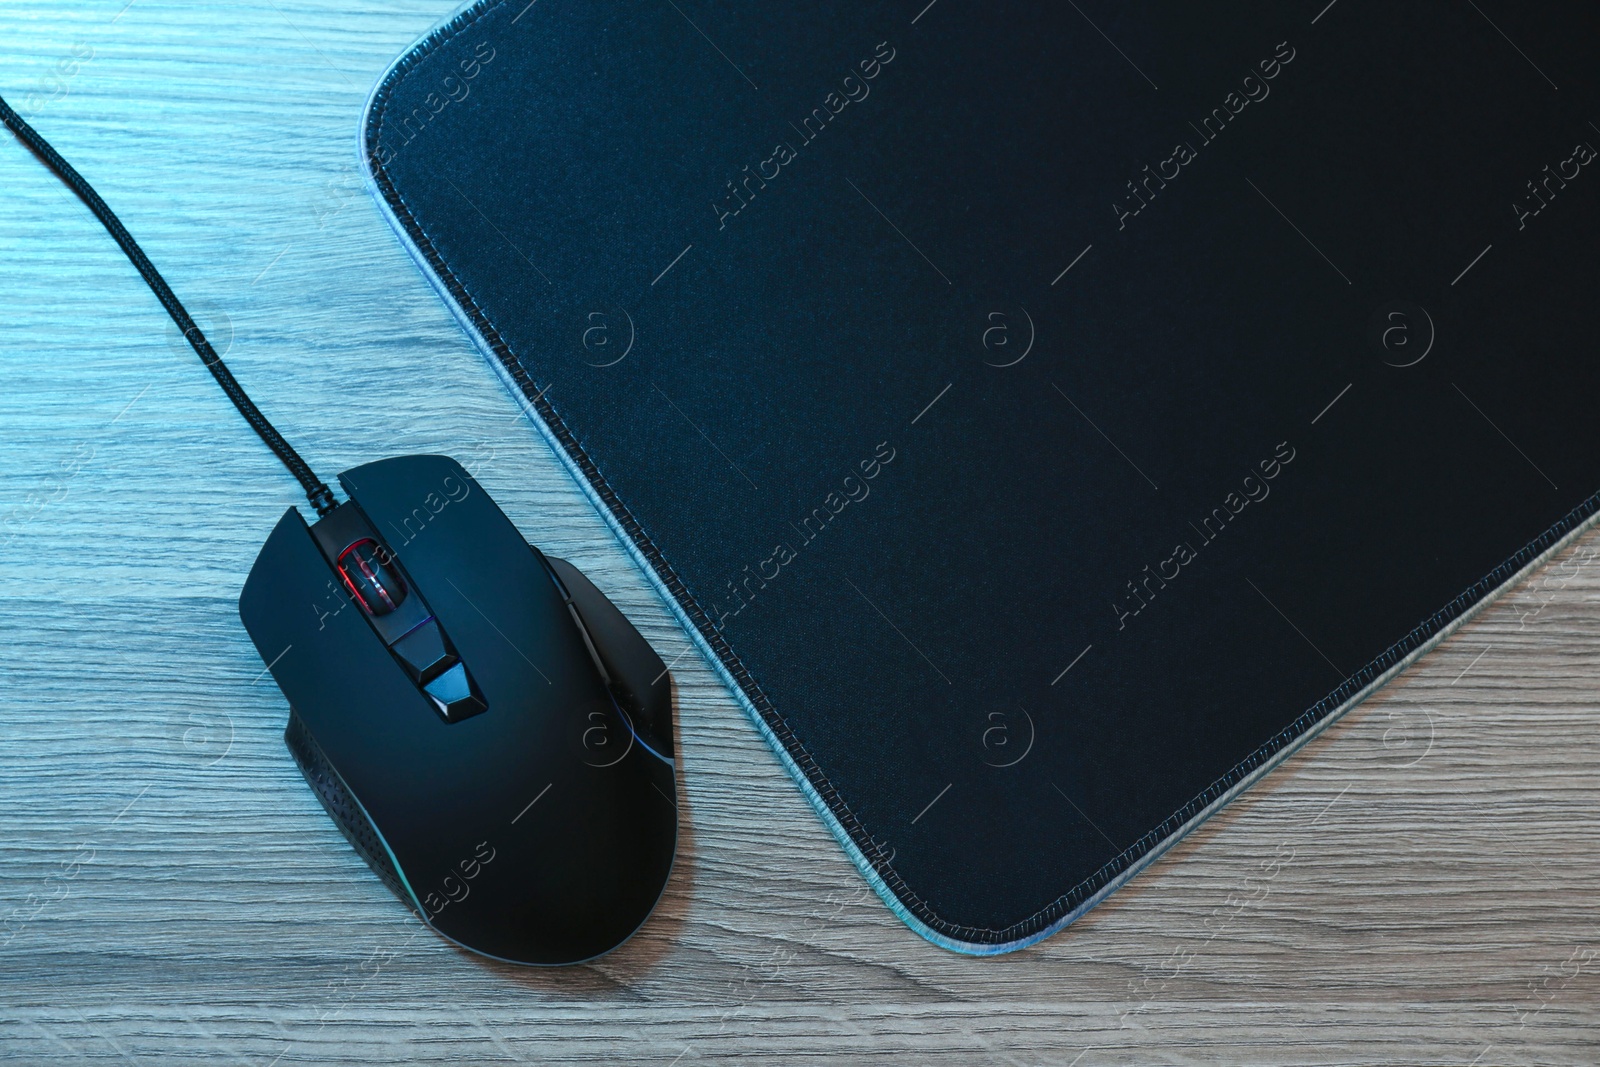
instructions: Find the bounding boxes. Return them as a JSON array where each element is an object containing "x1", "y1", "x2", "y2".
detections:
[{"x1": 392, "y1": 620, "x2": 456, "y2": 684}]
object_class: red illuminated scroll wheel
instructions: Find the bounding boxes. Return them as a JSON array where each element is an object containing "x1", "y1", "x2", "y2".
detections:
[{"x1": 337, "y1": 539, "x2": 407, "y2": 616}]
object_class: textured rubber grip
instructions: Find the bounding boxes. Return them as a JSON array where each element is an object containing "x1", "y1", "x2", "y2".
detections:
[{"x1": 284, "y1": 710, "x2": 410, "y2": 906}]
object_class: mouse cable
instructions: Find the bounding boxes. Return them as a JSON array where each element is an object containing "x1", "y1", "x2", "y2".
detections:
[{"x1": 0, "y1": 92, "x2": 337, "y2": 516}]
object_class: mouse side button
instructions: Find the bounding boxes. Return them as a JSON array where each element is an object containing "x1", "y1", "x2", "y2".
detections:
[{"x1": 546, "y1": 557, "x2": 673, "y2": 751}]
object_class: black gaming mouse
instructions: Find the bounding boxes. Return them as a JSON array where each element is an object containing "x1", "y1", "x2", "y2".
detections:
[
  {"x1": 0, "y1": 92, "x2": 678, "y2": 966},
  {"x1": 239, "y1": 454, "x2": 677, "y2": 965}
]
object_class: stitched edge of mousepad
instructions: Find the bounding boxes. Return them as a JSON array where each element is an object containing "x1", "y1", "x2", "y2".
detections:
[{"x1": 360, "y1": 0, "x2": 1600, "y2": 952}]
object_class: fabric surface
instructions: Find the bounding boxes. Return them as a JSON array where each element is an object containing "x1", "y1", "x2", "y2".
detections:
[{"x1": 363, "y1": 0, "x2": 1600, "y2": 950}]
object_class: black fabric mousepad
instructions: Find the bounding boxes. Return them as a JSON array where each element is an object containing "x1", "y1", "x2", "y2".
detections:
[{"x1": 363, "y1": 0, "x2": 1600, "y2": 951}]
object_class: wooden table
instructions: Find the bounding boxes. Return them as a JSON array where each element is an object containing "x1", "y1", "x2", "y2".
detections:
[{"x1": 1, "y1": 3, "x2": 1595, "y2": 1063}]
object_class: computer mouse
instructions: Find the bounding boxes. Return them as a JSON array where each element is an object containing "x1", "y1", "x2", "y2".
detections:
[
  {"x1": 238, "y1": 454, "x2": 677, "y2": 965},
  {"x1": 0, "y1": 91, "x2": 678, "y2": 966}
]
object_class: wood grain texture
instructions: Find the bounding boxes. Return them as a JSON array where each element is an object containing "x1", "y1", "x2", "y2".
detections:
[{"x1": 0, "y1": 3, "x2": 1596, "y2": 1064}]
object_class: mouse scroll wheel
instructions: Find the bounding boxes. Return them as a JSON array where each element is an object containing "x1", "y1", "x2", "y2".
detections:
[{"x1": 337, "y1": 539, "x2": 407, "y2": 616}]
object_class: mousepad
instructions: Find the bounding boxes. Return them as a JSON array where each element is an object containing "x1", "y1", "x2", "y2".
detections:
[{"x1": 362, "y1": 0, "x2": 1600, "y2": 951}]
